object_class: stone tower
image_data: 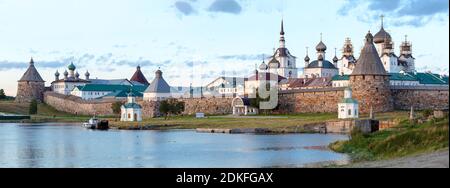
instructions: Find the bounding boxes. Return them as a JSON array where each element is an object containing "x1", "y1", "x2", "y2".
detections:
[
  {"x1": 15, "y1": 58, "x2": 46, "y2": 103},
  {"x1": 350, "y1": 32, "x2": 393, "y2": 113}
]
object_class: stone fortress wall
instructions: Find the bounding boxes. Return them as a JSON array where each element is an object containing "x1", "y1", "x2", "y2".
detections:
[
  {"x1": 44, "y1": 84, "x2": 448, "y2": 117},
  {"x1": 16, "y1": 81, "x2": 45, "y2": 103},
  {"x1": 277, "y1": 88, "x2": 345, "y2": 114},
  {"x1": 391, "y1": 86, "x2": 449, "y2": 110},
  {"x1": 44, "y1": 92, "x2": 233, "y2": 117}
]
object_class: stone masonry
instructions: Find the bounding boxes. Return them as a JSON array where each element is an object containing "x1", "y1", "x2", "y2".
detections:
[
  {"x1": 16, "y1": 81, "x2": 45, "y2": 103},
  {"x1": 391, "y1": 86, "x2": 449, "y2": 110},
  {"x1": 277, "y1": 88, "x2": 345, "y2": 114},
  {"x1": 350, "y1": 75, "x2": 393, "y2": 113}
]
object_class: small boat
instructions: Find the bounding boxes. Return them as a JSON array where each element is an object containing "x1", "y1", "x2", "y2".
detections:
[{"x1": 83, "y1": 117, "x2": 99, "y2": 129}]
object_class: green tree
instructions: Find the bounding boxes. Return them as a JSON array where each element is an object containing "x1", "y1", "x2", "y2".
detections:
[
  {"x1": 159, "y1": 99, "x2": 185, "y2": 120},
  {"x1": 29, "y1": 99, "x2": 38, "y2": 115},
  {"x1": 0, "y1": 89, "x2": 6, "y2": 100},
  {"x1": 111, "y1": 101, "x2": 124, "y2": 115}
]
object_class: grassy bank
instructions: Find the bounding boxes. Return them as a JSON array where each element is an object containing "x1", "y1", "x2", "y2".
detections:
[
  {"x1": 0, "y1": 101, "x2": 111, "y2": 123},
  {"x1": 109, "y1": 111, "x2": 409, "y2": 132},
  {"x1": 330, "y1": 117, "x2": 449, "y2": 162},
  {"x1": 1, "y1": 100, "x2": 411, "y2": 132}
]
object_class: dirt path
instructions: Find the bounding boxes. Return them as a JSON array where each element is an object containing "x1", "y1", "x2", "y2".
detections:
[{"x1": 348, "y1": 149, "x2": 449, "y2": 168}]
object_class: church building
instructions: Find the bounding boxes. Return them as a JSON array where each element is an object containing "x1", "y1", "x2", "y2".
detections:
[
  {"x1": 303, "y1": 34, "x2": 339, "y2": 78},
  {"x1": 260, "y1": 20, "x2": 298, "y2": 79},
  {"x1": 51, "y1": 62, "x2": 90, "y2": 95},
  {"x1": 120, "y1": 92, "x2": 142, "y2": 122}
]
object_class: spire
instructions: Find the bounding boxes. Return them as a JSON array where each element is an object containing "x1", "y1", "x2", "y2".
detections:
[
  {"x1": 279, "y1": 19, "x2": 286, "y2": 48},
  {"x1": 380, "y1": 14, "x2": 385, "y2": 29},
  {"x1": 30, "y1": 57, "x2": 34, "y2": 66}
]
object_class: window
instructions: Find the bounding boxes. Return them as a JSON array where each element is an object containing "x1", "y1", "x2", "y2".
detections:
[
  {"x1": 348, "y1": 109, "x2": 352, "y2": 116},
  {"x1": 128, "y1": 114, "x2": 131, "y2": 119}
]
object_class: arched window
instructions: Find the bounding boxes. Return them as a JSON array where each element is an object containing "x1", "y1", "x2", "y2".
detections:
[{"x1": 348, "y1": 109, "x2": 352, "y2": 115}]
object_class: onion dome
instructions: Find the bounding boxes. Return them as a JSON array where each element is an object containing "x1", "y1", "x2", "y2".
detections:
[
  {"x1": 333, "y1": 56, "x2": 339, "y2": 62},
  {"x1": 63, "y1": 70, "x2": 68, "y2": 77},
  {"x1": 316, "y1": 41, "x2": 327, "y2": 52},
  {"x1": 68, "y1": 62, "x2": 76, "y2": 71},
  {"x1": 318, "y1": 54, "x2": 324, "y2": 61},
  {"x1": 304, "y1": 55, "x2": 310, "y2": 62},
  {"x1": 374, "y1": 16, "x2": 392, "y2": 44},
  {"x1": 374, "y1": 27, "x2": 392, "y2": 44},
  {"x1": 259, "y1": 61, "x2": 268, "y2": 70},
  {"x1": 55, "y1": 70, "x2": 60, "y2": 77},
  {"x1": 351, "y1": 31, "x2": 387, "y2": 76},
  {"x1": 75, "y1": 71, "x2": 80, "y2": 78},
  {"x1": 85, "y1": 70, "x2": 90, "y2": 77}
]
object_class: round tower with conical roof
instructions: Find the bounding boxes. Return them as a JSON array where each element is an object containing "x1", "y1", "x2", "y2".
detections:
[
  {"x1": 350, "y1": 32, "x2": 393, "y2": 113},
  {"x1": 15, "y1": 58, "x2": 46, "y2": 103}
]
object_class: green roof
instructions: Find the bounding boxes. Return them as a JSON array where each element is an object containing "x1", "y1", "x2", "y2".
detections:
[
  {"x1": 123, "y1": 102, "x2": 142, "y2": 109},
  {"x1": 332, "y1": 75, "x2": 350, "y2": 81},
  {"x1": 340, "y1": 98, "x2": 358, "y2": 104},
  {"x1": 103, "y1": 90, "x2": 143, "y2": 98},
  {"x1": 333, "y1": 72, "x2": 449, "y2": 85},
  {"x1": 76, "y1": 84, "x2": 147, "y2": 92},
  {"x1": 389, "y1": 73, "x2": 417, "y2": 81},
  {"x1": 414, "y1": 73, "x2": 447, "y2": 85}
]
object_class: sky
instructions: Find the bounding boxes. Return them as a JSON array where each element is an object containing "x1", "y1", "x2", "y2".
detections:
[{"x1": 0, "y1": 0, "x2": 448, "y2": 96}]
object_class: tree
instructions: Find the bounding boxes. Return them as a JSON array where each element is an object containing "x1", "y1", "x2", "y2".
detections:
[
  {"x1": 159, "y1": 99, "x2": 185, "y2": 120},
  {"x1": 112, "y1": 101, "x2": 124, "y2": 115},
  {"x1": 29, "y1": 99, "x2": 38, "y2": 115},
  {"x1": 0, "y1": 89, "x2": 6, "y2": 100}
]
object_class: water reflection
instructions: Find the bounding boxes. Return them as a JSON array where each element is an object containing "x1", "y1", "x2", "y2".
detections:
[{"x1": 0, "y1": 123, "x2": 349, "y2": 168}]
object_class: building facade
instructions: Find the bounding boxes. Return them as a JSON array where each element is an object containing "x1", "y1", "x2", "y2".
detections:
[
  {"x1": 51, "y1": 62, "x2": 90, "y2": 95},
  {"x1": 143, "y1": 70, "x2": 172, "y2": 101},
  {"x1": 338, "y1": 88, "x2": 359, "y2": 119},
  {"x1": 120, "y1": 93, "x2": 142, "y2": 122},
  {"x1": 303, "y1": 35, "x2": 339, "y2": 78}
]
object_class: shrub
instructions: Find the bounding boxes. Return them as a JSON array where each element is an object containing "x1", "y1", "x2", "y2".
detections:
[
  {"x1": 111, "y1": 101, "x2": 124, "y2": 115},
  {"x1": 29, "y1": 99, "x2": 38, "y2": 115},
  {"x1": 159, "y1": 99, "x2": 185, "y2": 120},
  {"x1": 0, "y1": 89, "x2": 6, "y2": 100}
]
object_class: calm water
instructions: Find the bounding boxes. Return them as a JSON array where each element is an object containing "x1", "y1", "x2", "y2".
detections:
[{"x1": 0, "y1": 123, "x2": 349, "y2": 168}]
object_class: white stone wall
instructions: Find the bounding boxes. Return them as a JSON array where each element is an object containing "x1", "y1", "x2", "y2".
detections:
[
  {"x1": 52, "y1": 82, "x2": 87, "y2": 95},
  {"x1": 120, "y1": 107, "x2": 142, "y2": 122},
  {"x1": 143, "y1": 92, "x2": 172, "y2": 101},
  {"x1": 338, "y1": 103, "x2": 359, "y2": 119}
]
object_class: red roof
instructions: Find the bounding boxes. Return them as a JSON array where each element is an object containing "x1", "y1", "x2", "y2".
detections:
[{"x1": 130, "y1": 66, "x2": 149, "y2": 85}]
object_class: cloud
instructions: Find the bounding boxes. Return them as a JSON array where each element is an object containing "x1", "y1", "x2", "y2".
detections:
[
  {"x1": 0, "y1": 60, "x2": 67, "y2": 70},
  {"x1": 217, "y1": 53, "x2": 270, "y2": 61},
  {"x1": 174, "y1": 1, "x2": 196, "y2": 16},
  {"x1": 208, "y1": 0, "x2": 242, "y2": 14},
  {"x1": 338, "y1": 0, "x2": 449, "y2": 27}
]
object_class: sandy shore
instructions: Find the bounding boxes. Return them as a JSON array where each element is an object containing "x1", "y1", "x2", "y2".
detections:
[{"x1": 348, "y1": 149, "x2": 449, "y2": 168}]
